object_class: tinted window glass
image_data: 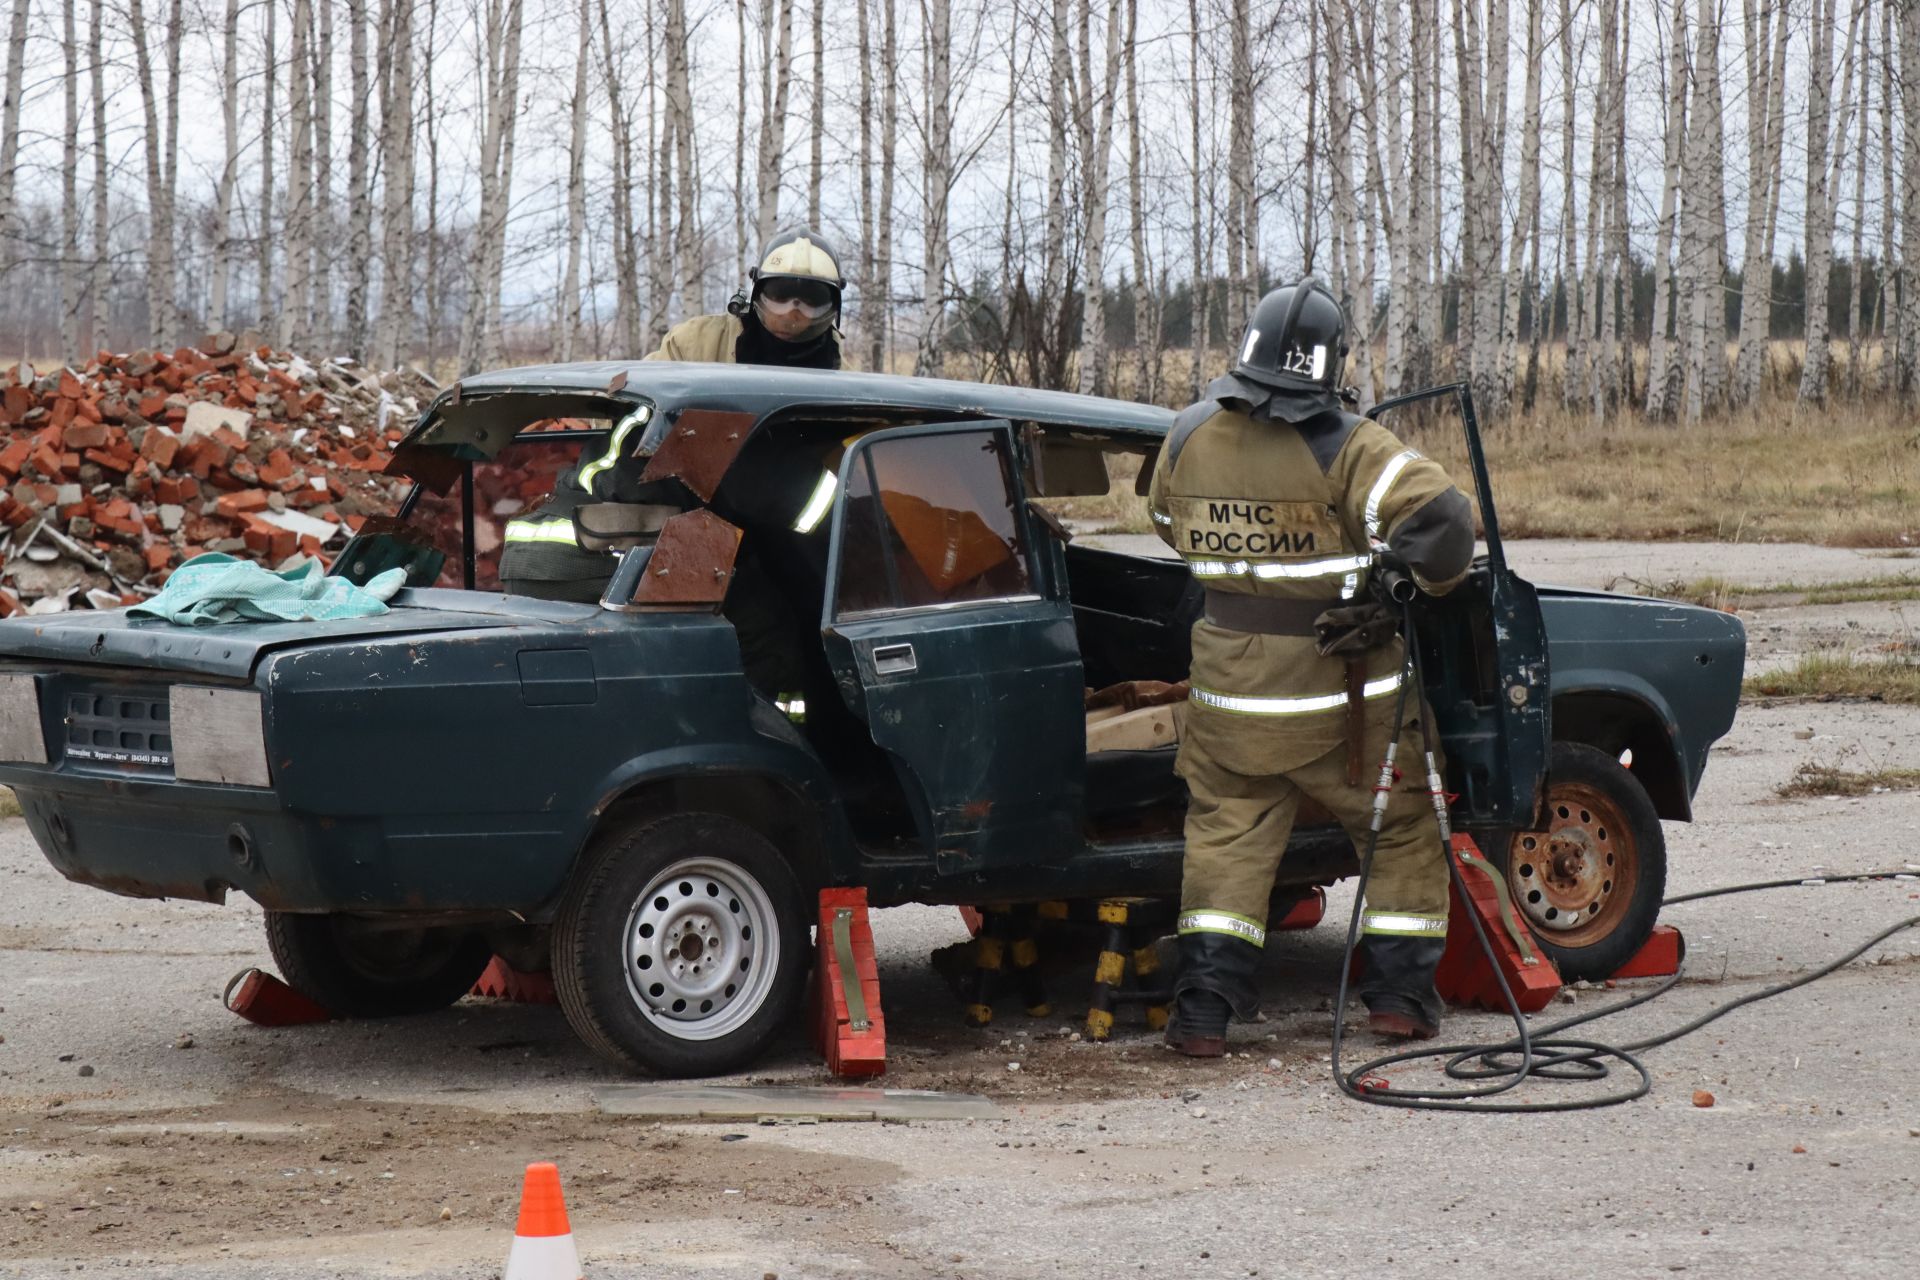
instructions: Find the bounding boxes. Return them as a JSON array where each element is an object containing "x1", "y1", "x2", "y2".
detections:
[{"x1": 833, "y1": 429, "x2": 1032, "y2": 617}]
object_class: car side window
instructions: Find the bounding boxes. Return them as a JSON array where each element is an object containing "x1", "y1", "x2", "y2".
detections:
[{"x1": 833, "y1": 428, "x2": 1035, "y2": 618}]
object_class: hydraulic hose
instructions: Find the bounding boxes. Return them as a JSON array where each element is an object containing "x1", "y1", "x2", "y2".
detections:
[{"x1": 1327, "y1": 596, "x2": 1920, "y2": 1112}]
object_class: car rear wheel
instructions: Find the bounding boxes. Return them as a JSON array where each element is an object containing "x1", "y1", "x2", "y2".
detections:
[
  {"x1": 1492, "y1": 741, "x2": 1666, "y2": 983},
  {"x1": 264, "y1": 912, "x2": 493, "y2": 1018},
  {"x1": 551, "y1": 812, "x2": 807, "y2": 1076}
]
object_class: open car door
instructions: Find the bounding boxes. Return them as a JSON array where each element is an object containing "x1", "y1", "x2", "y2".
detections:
[
  {"x1": 820, "y1": 420, "x2": 1084, "y2": 877},
  {"x1": 1368, "y1": 384, "x2": 1549, "y2": 833}
]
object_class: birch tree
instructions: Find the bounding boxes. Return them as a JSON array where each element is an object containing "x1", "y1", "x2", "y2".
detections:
[
  {"x1": 1799, "y1": 0, "x2": 1864, "y2": 404},
  {"x1": 210, "y1": 0, "x2": 242, "y2": 333},
  {"x1": 915, "y1": 0, "x2": 954, "y2": 375},
  {"x1": 283, "y1": 0, "x2": 315, "y2": 348},
  {"x1": 87, "y1": 0, "x2": 108, "y2": 351},
  {"x1": 60, "y1": 0, "x2": 81, "y2": 356},
  {"x1": 1898, "y1": 0, "x2": 1920, "y2": 395},
  {"x1": 755, "y1": 0, "x2": 794, "y2": 245},
  {"x1": 871, "y1": 0, "x2": 897, "y2": 370},
  {"x1": 1646, "y1": 0, "x2": 1690, "y2": 418},
  {"x1": 1124, "y1": 0, "x2": 1156, "y2": 401},
  {"x1": 258, "y1": 0, "x2": 276, "y2": 333},
  {"x1": 1226, "y1": 0, "x2": 1254, "y2": 333},
  {"x1": 456, "y1": 0, "x2": 524, "y2": 374},
  {"x1": 1731, "y1": 0, "x2": 1788, "y2": 406},
  {"x1": 129, "y1": 0, "x2": 182, "y2": 345},
  {"x1": 1186, "y1": 0, "x2": 1208, "y2": 397},
  {"x1": 344, "y1": 0, "x2": 373, "y2": 358},
  {"x1": 373, "y1": 0, "x2": 418, "y2": 368},
  {"x1": 0, "y1": 0, "x2": 31, "y2": 286},
  {"x1": 1073, "y1": 0, "x2": 1123, "y2": 395},
  {"x1": 808, "y1": 0, "x2": 823, "y2": 227},
  {"x1": 1680, "y1": 0, "x2": 1727, "y2": 423},
  {"x1": 560, "y1": 0, "x2": 592, "y2": 360},
  {"x1": 312, "y1": 0, "x2": 335, "y2": 347}
]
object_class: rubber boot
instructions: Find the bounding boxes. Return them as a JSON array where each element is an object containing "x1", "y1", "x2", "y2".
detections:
[
  {"x1": 1167, "y1": 931, "x2": 1260, "y2": 1057},
  {"x1": 1358, "y1": 935, "x2": 1446, "y2": 1040}
]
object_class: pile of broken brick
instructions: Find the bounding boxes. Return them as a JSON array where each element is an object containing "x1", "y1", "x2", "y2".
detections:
[{"x1": 0, "y1": 334, "x2": 440, "y2": 616}]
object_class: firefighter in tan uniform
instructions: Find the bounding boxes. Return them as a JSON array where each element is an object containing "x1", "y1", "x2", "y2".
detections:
[
  {"x1": 1149, "y1": 279, "x2": 1476, "y2": 1055},
  {"x1": 499, "y1": 226, "x2": 846, "y2": 601}
]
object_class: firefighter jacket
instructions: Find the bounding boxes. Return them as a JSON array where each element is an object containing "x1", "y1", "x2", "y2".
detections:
[{"x1": 1147, "y1": 399, "x2": 1474, "y2": 773}]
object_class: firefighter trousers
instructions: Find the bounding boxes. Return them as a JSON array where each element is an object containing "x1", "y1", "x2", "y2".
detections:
[{"x1": 1173, "y1": 706, "x2": 1451, "y2": 1020}]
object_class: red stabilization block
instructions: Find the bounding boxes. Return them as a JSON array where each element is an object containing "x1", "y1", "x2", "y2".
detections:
[
  {"x1": 1271, "y1": 887, "x2": 1326, "y2": 931},
  {"x1": 470, "y1": 956, "x2": 558, "y2": 1004},
  {"x1": 811, "y1": 887, "x2": 886, "y2": 1077},
  {"x1": 1434, "y1": 835, "x2": 1564, "y2": 1014},
  {"x1": 223, "y1": 967, "x2": 334, "y2": 1026},
  {"x1": 1610, "y1": 924, "x2": 1684, "y2": 979}
]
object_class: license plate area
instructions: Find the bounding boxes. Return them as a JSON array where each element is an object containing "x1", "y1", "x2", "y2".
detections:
[{"x1": 61, "y1": 684, "x2": 175, "y2": 774}]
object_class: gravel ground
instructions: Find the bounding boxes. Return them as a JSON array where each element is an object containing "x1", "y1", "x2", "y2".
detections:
[{"x1": 3, "y1": 542, "x2": 1919, "y2": 1278}]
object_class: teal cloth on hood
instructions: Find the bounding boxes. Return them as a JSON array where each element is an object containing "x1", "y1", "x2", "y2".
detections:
[{"x1": 128, "y1": 553, "x2": 408, "y2": 626}]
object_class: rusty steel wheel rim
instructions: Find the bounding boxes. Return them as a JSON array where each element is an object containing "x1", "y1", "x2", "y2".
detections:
[{"x1": 1507, "y1": 782, "x2": 1637, "y2": 948}]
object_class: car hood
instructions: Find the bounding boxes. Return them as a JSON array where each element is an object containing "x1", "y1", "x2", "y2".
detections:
[{"x1": 0, "y1": 589, "x2": 601, "y2": 681}]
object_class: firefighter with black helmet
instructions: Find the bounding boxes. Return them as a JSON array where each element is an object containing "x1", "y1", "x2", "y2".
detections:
[
  {"x1": 1148, "y1": 278, "x2": 1477, "y2": 1056},
  {"x1": 499, "y1": 226, "x2": 846, "y2": 601}
]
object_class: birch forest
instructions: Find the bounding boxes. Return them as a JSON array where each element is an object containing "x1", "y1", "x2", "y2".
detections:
[{"x1": 0, "y1": 0, "x2": 1913, "y2": 423}]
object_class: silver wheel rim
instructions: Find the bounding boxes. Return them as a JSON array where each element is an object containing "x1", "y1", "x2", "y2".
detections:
[{"x1": 622, "y1": 856, "x2": 780, "y2": 1041}]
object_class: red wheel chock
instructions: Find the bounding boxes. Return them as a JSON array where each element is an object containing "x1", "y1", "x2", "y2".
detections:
[
  {"x1": 1434, "y1": 835, "x2": 1565, "y2": 1013},
  {"x1": 471, "y1": 957, "x2": 558, "y2": 1004},
  {"x1": 223, "y1": 967, "x2": 334, "y2": 1026},
  {"x1": 1611, "y1": 925, "x2": 1684, "y2": 979},
  {"x1": 810, "y1": 887, "x2": 886, "y2": 1077},
  {"x1": 1272, "y1": 887, "x2": 1326, "y2": 931}
]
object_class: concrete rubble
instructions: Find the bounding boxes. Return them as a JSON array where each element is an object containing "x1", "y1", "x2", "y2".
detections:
[{"x1": 0, "y1": 333, "x2": 438, "y2": 615}]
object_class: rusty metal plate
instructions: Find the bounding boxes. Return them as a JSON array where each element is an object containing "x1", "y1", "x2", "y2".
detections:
[
  {"x1": 637, "y1": 409, "x2": 758, "y2": 502},
  {"x1": 629, "y1": 509, "x2": 743, "y2": 607}
]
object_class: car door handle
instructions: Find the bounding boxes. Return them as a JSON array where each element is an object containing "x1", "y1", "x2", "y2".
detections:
[{"x1": 871, "y1": 643, "x2": 917, "y2": 675}]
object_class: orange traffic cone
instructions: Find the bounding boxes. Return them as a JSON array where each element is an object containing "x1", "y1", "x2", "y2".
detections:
[{"x1": 503, "y1": 1162, "x2": 584, "y2": 1280}]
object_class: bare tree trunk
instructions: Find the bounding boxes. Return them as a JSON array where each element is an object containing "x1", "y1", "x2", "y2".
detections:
[
  {"x1": 1124, "y1": 0, "x2": 1154, "y2": 401},
  {"x1": 1881, "y1": 0, "x2": 1899, "y2": 391},
  {"x1": 1646, "y1": 0, "x2": 1689, "y2": 418},
  {"x1": 1556, "y1": 0, "x2": 1579, "y2": 410},
  {"x1": 596, "y1": 0, "x2": 638, "y2": 354},
  {"x1": 129, "y1": 0, "x2": 181, "y2": 345},
  {"x1": 1682, "y1": 0, "x2": 1727, "y2": 423},
  {"x1": 344, "y1": 0, "x2": 372, "y2": 358},
  {"x1": 914, "y1": 0, "x2": 953, "y2": 376},
  {"x1": 1326, "y1": 0, "x2": 1366, "y2": 398},
  {"x1": 314, "y1": 0, "x2": 335, "y2": 347},
  {"x1": 1504, "y1": 0, "x2": 1543, "y2": 417},
  {"x1": 60, "y1": 0, "x2": 82, "y2": 356},
  {"x1": 755, "y1": 0, "x2": 794, "y2": 244},
  {"x1": 421, "y1": 0, "x2": 441, "y2": 366},
  {"x1": 668, "y1": 0, "x2": 698, "y2": 313},
  {"x1": 0, "y1": 0, "x2": 29, "y2": 288},
  {"x1": 1041, "y1": 0, "x2": 1068, "y2": 379},
  {"x1": 207, "y1": 0, "x2": 242, "y2": 333},
  {"x1": 1578, "y1": 0, "x2": 1617, "y2": 420},
  {"x1": 457, "y1": 0, "x2": 522, "y2": 374},
  {"x1": 855, "y1": 0, "x2": 874, "y2": 366},
  {"x1": 284, "y1": 0, "x2": 314, "y2": 348},
  {"x1": 1187, "y1": 0, "x2": 1207, "y2": 398},
  {"x1": 1379, "y1": 0, "x2": 1411, "y2": 394},
  {"x1": 87, "y1": 0, "x2": 109, "y2": 351},
  {"x1": 1226, "y1": 0, "x2": 1252, "y2": 335},
  {"x1": 1409, "y1": 0, "x2": 1438, "y2": 391},
  {"x1": 1074, "y1": 0, "x2": 1122, "y2": 395},
  {"x1": 373, "y1": 0, "x2": 417, "y2": 368},
  {"x1": 258, "y1": 0, "x2": 277, "y2": 334},
  {"x1": 736, "y1": 0, "x2": 748, "y2": 276},
  {"x1": 1846, "y1": 0, "x2": 1870, "y2": 398},
  {"x1": 560, "y1": 0, "x2": 591, "y2": 360},
  {"x1": 1302, "y1": 2, "x2": 1319, "y2": 274},
  {"x1": 1800, "y1": 0, "x2": 1864, "y2": 404},
  {"x1": 808, "y1": 0, "x2": 823, "y2": 227},
  {"x1": 872, "y1": 0, "x2": 896, "y2": 371},
  {"x1": 486, "y1": 0, "x2": 524, "y2": 366},
  {"x1": 646, "y1": 4, "x2": 673, "y2": 338}
]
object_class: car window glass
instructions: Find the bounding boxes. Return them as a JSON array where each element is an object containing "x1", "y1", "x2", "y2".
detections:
[
  {"x1": 833, "y1": 429, "x2": 1033, "y2": 617},
  {"x1": 407, "y1": 430, "x2": 599, "y2": 589}
]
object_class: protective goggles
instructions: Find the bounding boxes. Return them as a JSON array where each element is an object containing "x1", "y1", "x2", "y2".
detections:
[{"x1": 757, "y1": 277, "x2": 838, "y2": 312}]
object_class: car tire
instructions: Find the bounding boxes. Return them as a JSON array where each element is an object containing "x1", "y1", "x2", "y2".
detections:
[
  {"x1": 551, "y1": 812, "x2": 808, "y2": 1076},
  {"x1": 264, "y1": 912, "x2": 493, "y2": 1018},
  {"x1": 1490, "y1": 741, "x2": 1666, "y2": 983}
]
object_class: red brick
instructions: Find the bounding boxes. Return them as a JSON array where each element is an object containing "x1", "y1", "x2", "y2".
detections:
[
  {"x1": 0, "y1": 438, "x2": 29, "y2": 478},
  {"x1": 139, "y1": 428, "x2": 179, "y2": 468},
  {"x1": 213, "y1": 488, "x2": 269, "y2": 518},
  {"x1": 62, "y1": 419, "x2": 107, "y2": 450},
  {"x1": 259, "y1": 449, "x2": 294, "y2": 484},
  {"x1": 57, "y1": 368, "x2": 85, "y2": 399},
  {"x1": 47, "y1": 398, "x2": 76, "y2": 432},
  {"x1": 144, "y1": 543, "x2": 173, "y2": 571},
  {"x1": 183, "y1": 515, "x2": 233, "y2": 543},
  {"x1": 2, "y1": 386, "x2": 32, "y2": 422},
  {"x1": 28, "y1": 444, "x2": 62, "y2": 478},
  {"x1": 137, "y1": 393, "x2": 168, "y2": 418}
]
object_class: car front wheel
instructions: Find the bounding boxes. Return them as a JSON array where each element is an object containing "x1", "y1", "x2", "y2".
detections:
[
  {"x1": 551, "y1": 812, "x2": 808, "y2": 1076},
  {"x1": 1492, "y1": 741, "x2": 1666, "y2": 983}
]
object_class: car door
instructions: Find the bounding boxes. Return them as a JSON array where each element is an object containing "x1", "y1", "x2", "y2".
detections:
[
  {"x1": 1369, "y1": 384, "x2": 1551, "y2": 833},
  {"x1": 820, "y1": 420, "x2": 1084, "y2": 875}
]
